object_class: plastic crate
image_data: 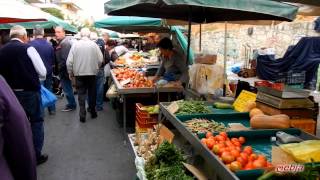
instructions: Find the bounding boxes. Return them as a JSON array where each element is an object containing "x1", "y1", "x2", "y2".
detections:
[
  {"x1": 276, "y1": 71, "x2": 306, "y2": 85},
  {"x1": 136, "y1": 113, "x2": 157, "y2": 126},
  {"x1": 135, "y1": 121, "x2": 148, "y2": 133},
  {"x1": 290, "y1": 119, "x2": 316, "y2": 134},
  {"x1": 136, "y1": 103, "x2": 158, "y2": 118}
]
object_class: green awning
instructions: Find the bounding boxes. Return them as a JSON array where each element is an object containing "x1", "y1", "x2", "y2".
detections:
[
  {"x1": 0, "y1": 13, "x2": 77, "y2": 33},
  {"x1": 105, "y1": 0, "x2": 299, "y2": 23},
  {"x1": 171, "y1": 26, "x2": 194, "y2": 64},
  {"x1": 273, "y1": 0, "x2": 320, "y2": 6},
  {"x1": 94, "y1": 16, "x2": 169, "y2": 33}
]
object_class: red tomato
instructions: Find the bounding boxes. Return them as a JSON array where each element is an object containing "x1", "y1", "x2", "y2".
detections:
[
  {"x1": 206, "y1": 139, "x2": 215, "y2": 149},
  {"x1": 266, "y1": 162, "x2": 273, "y2": 168},
  {"x1": 230, "y1": 149, "x2": 240, "y2": 158},
  {"x1": 201, "y1": 138, "x2": 207, "y2": 145},
  {"x1": 252, "y1": 159, "x2": 266, "y2": 169},
  {"x1": 221, "y1": 152, "x2": 235, "y2": 164},
  {"x1": 225, "y1": 141, "x2": 233, "y2": 147},
  {"x1": 235, "y1": 146, "x2": 241, "y2": 151},
  {"x1": 243, "y1": 146, "x2": 253, "y2": 155},
  {"x1": 219, "y1": 132, "x2": 228, "y2": 138},
  {"x1": 244, "y1": 162, "x2": 254, "y2": 170},
  {"x1": 257, "y1": 155, "x2": 266, "y2": 161},
  {"x1": 249, "y1": 154, "x2": 258, "y2": 162},
  {"x1": 233, "y1": 141, "x2": 241, "y2": 147},
  {"x1": 240, "y1": 153, "x2": 249, "y2": 163},
  {"x1": 231, "y1": 138, "x2": 239, "y2": 144},
  {"x1": 216, "y1": 135, "x2": 225, "y2": 142},
  {"x1": 236, "y1": 157, "x2": 247, "y2": 167},
  {"x1": 230, "y1": 161, "x2": 242, "y2": 172},
  {"x1": 206, "y1": 132, "x2": 213, "y2": 138},
  {"x1": 238, "y1": 136, "x2": 246, "y2": 144}
]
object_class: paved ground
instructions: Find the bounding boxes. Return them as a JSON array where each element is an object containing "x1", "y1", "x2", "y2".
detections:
[{"x1": 37, "y1": 98, "x2": 136, "y2": 180}]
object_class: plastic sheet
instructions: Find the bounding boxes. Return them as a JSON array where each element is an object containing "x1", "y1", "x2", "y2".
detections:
[
  {"x1": 189, "y1": 64, "x2": 224, "y2": 95},
  {"x1": 280, "y1": 140, "x2": 320, "y2": 163}
]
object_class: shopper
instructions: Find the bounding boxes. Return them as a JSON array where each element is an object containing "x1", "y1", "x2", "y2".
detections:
[
  {"x1": 54, "y1": 26, "x2": 77, "y2": 112},
  {"x1": 0, "y1": 25, "x2": 48, "y2": 165},
  {"x1": 67, "y1": 28, "x2": 103, "y2": 123},
  {"x1": 91, "y1": 32, "x2": 106, "y2": 111},
  {"x1": 102, "y1": 32, "x2": 111, "y2": 102},
  {"x1": 0, "y1": 75, "x2": 37, "y2": 180},
  {"x1": 153, "y1": 37, "x2": 189, "y2": 86},
  {"x1": 29, "y1": 25, "x2": 56, "y2": 115}
]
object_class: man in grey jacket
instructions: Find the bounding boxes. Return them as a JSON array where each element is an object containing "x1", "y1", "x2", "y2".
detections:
[
  {"x1": 67, "y1": 28, "x2": 103, "y2": 123},
  {"x1": 55, "y1": 26, "x2": 77, "y2": 112}
]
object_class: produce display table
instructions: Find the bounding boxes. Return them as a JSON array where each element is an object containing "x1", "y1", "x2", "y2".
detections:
[
  {"x1": 159, "y1": 102, "x2": 320, "y2": 180},
  {"x1": 110, "y1": 71, "x2": 183, "y2": 141}
]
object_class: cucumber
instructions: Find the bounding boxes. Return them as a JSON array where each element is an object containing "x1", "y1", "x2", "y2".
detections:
[{"x1": 213, "y1": 102, "x2": 234, "y2": 109}]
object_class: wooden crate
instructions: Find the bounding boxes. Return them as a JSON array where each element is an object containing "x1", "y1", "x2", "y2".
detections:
[
  {"x1": 290, "y1": 119, "x2": 316, "y2": 135},
  {"x1": 256, "y1": 102, "x2": 315, "y2": 119}
]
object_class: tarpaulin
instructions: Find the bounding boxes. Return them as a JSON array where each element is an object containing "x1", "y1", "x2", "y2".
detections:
[{"x1": 256, "y1": 37, "x2": 320, "y2": 86}]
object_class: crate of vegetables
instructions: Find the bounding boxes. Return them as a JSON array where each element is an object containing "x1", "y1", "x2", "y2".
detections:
[{"x1": 198, "y1": 128, "x2": 319, "y2": 179}]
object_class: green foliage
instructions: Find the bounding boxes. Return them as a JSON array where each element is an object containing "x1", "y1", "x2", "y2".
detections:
[
  {"x1": 145, "y1": 141, "x2": 194, "y2": 180},
  {"x1": 42, "y1": 8, "x2": 64, "y2": 20}
]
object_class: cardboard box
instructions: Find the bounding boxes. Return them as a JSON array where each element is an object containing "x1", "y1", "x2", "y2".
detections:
[{"x1": 195, "y1": 54, "x2": 217, "y2": 64}]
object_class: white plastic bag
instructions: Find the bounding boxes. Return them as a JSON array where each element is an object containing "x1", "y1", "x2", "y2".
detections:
[{"x1": 189, "y1": 64, "x2": 224, "y2": 95}]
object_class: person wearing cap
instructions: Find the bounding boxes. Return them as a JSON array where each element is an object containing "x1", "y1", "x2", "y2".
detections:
[
  {"x1": 29, "y1": 25, "x2": 56, "y2": 115},
  {"x1": 0, "y1": 25, "x2": 48, "y2": 165}
]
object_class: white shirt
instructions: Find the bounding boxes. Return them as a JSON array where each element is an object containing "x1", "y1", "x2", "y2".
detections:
[{"x1": 11, "y1": 38, "x2": 47, "y2": 80}]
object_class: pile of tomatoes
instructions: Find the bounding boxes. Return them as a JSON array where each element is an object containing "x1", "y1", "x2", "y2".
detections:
[
  {"x1": 201, "y1": 132, "x2": 273, "y2": 172},
  {"x1": 113, "y1": 68, "x2": 153, "y2": 88}
]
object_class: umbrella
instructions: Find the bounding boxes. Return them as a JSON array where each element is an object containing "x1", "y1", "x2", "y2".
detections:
[
  {"x1": 0, "y1": 0, "x2": 46, "y2": 23},
  {"x1": 0, "y1": 12, "x2": 78, "y2": 33},
  {"x1": 273, "y1": 0, "x2": 320, "y2": 6},
  {"x1": 105, "y1": 0, "x2": 298, "y2": 65},
  {"x1": 95, "y1": 16, "x2": 169, "y2": 33}
]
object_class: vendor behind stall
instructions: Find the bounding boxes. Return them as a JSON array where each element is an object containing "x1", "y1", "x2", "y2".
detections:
[{"x1": 153, "y1": 37, "x2": 189, "y2": 87}]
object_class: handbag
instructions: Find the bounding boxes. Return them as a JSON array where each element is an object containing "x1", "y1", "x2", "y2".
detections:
[{"x1": 40, "y1": 85, "x2": 57, "y2": 108}]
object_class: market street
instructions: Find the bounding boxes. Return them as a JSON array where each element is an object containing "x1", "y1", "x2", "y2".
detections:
[{"x1": 37, "y1": 98, "x2": 136, "y2": 180}]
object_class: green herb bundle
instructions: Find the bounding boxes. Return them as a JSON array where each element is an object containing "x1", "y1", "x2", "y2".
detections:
[{"x1": 145, "y1": 141, "x2": 193, "y2": 180}]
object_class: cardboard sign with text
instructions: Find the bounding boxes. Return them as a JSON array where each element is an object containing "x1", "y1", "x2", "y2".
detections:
[{"x1": 233, "y1": 90, "x2": 257, "y2": 112}]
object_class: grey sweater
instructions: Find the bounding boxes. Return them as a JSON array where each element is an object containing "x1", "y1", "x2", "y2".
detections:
[
  {"x1": 67, "y1": 37, "x2": 103, "y2": 76},
  {"x1": 156, "y1": 50, "x2": 189, "y2": 84}
]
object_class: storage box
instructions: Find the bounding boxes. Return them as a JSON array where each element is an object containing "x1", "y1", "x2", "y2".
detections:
[
  {"x1": 290, "y1": 119, "x2": 316, "y2": 134},
  {"x1": 195, "y1": 54, "x2": 217, "y2": 64}
]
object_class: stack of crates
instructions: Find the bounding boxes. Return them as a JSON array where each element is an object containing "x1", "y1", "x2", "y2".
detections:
[
  {"x1": 276, "y1": 71, "x2": 306, "y2": 89},
  {"x1": 135, "y1": 103, "x2": 158, "y2": 133}
]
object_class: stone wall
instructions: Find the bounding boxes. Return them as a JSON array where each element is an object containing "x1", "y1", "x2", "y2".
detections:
[{"x1": 191, "y1": 20, "x2": 320, "y2": 66}]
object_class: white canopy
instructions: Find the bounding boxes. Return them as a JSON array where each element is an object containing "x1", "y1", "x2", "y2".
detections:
[{"x1": 0, "y1": 0, "x2": 46, "y2": 23}]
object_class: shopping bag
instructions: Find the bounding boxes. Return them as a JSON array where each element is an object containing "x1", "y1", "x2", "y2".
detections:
[{"x1": 40, "y1": 85, "x2": 57, "y2": 108}]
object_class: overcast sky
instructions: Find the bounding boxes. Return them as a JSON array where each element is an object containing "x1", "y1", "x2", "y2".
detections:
[{"x1": 76, "y1": 0, "x2": 108, "y2": 20}]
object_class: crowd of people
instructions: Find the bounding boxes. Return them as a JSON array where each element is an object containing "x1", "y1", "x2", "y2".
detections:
[
  {"x1": 0, "y1": 24, "x2": 188, "y2": 180},
  {"x1": 0, "y1": 25, "x2": 124, "y2": 180}
]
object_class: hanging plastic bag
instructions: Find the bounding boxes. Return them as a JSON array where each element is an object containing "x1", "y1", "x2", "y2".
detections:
[{"x1": 41, "y1": 85, "x2": 57, "y2": 108}]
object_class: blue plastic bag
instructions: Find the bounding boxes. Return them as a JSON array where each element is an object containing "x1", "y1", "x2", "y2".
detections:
[{"x1": 40, "y1": 85, "x2": 57, "y2": 108}]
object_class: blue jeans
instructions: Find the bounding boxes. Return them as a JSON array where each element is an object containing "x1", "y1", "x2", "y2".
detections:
[
  {"x1": 14, "y1": 91, "x2": 44, "y2": 159},
  {"x1": 96, "y1": 69, "x2": 105, "y2": 110},
  {"x1": 60, "y1": 77, "x2": 76, "y2": 109},
  {"x1": 31, "y1": 121, "x2": 44, "y2": 158},
  {"x1": 42, "y1": 74, "x2": 56, "y2": 112}
]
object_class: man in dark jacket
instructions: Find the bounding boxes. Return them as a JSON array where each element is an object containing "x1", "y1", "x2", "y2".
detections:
[
  {"x1": 0, "y1": 75, "x2": 37, "y2": 180},
  {"x1": 29, "y1": 25, "x2": 56, "y2": 114},
  {"x1": 54, "y1": 26, "x2": 77, "y2": 112},
  {"x1": 0, "y1": 25, "x2": 48, "y2": 165}
]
